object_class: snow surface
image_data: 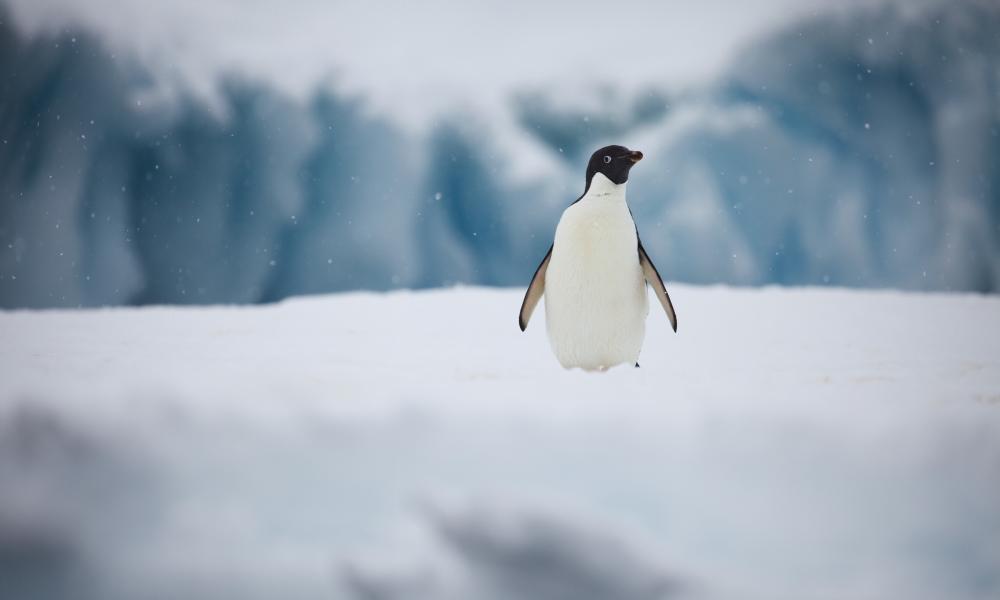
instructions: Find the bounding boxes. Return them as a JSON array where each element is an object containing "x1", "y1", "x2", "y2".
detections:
[{"x1": 2, "y1": 285, "x2": 999, "y2": 599}]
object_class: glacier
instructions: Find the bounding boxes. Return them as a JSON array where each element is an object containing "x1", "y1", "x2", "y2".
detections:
[{"x1": 1, "y1": 0, "x2": 999, "y2": 308}]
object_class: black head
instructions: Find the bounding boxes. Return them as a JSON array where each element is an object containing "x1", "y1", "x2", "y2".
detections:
[{"x1": 585, "y1": 145, "x2": 644, "y2": 190}]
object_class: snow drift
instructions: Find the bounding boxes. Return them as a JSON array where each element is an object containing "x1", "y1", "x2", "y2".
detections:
[{"x1": 1, "y1": 285, "x2": 999, "y2": 599}]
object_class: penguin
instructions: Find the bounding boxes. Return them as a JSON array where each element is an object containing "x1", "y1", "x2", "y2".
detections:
[{"x1": 518, "y1": 145, "x2": 677, "y2": 371}]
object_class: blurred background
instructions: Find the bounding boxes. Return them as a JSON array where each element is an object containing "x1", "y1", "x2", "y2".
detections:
[
  {"x1": 2, "y1": 2, "x2": 1000, "y2": 600},
  {"x1": 1, "y1": 0, "x2": 998, "y2": 309}
]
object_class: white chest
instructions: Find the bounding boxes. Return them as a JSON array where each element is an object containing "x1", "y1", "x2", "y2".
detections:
[
  {"x1": 549, "y1": 175, "x2": 640, "y2": 285},
  {"x1": 543, "y1": 174, "x2": 648, "y2": 370}
]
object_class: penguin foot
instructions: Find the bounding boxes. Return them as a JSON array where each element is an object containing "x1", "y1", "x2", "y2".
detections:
[{"x1": 634, "y1": 362, "x2": 641, "y2": 368}]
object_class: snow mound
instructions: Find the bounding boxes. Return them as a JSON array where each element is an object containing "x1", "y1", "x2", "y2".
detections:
[{"x1": 1, "y1": 285, "x2": 999, "y2": 599}]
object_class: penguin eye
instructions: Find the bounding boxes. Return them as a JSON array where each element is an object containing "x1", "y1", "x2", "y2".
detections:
[{"x1": 603, "y1": 155, "x2": 612, "y2": 164}]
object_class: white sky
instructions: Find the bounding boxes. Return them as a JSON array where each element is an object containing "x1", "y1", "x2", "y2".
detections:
[{"x1": 5, "y1": 0, "x2": 879, "y2": 123}]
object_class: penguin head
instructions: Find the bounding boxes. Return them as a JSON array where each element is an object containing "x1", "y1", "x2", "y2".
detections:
[{"x1": 585, "y1": 145, "x2": 643, "y2": 189}]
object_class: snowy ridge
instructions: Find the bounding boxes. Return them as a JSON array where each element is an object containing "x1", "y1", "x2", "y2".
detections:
[{"x1": 1, "y1": 285, "x2": 999, "y2": 599}]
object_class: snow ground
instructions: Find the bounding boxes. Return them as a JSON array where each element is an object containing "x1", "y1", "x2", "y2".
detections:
[{"x1": 1, "y1": 285, "x2": 999, "y2": 599}]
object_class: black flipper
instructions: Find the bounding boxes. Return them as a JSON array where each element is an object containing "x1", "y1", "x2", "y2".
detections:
[
  {"x1": 518, "y1": 245, "x2": 552, "y2": 331},
  {"x1": 638, "y1": 240, "x2": 678, "y2": 332}
]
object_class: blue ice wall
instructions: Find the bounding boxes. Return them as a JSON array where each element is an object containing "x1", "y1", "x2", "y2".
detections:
[
  {"x1": 1, "y1": 0, "x2": 998, "y2": 307},
  {"x1": 639, "y1": 0, "x2": 1000, "y2": 292}
]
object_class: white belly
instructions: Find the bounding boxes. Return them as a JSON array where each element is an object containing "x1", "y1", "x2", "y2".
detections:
[{"x1": 544, "y1": 195, "x2": 648, "y2": 370}]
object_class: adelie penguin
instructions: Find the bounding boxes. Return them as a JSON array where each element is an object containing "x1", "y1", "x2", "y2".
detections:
[{"x1": 518, "y1": 145, "x2": 677, "y2": 371}]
